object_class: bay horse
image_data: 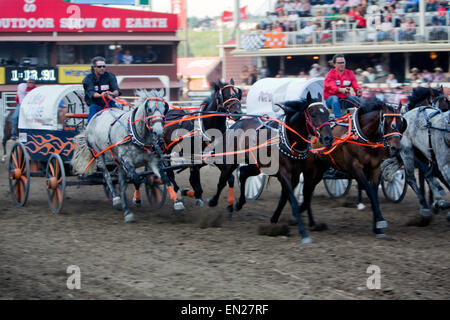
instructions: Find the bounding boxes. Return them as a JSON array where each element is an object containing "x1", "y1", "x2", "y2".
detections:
[
  {"x1": 406, "y1": 86, "x2": 449, "y2": 112},
  {"x1": 208, "y1": 93, "x2": 334, "y2": 244},
  {"x1": 72, "y1": 89, "x2": 167, "y2": 223},
  {"x1": 272, "y1": 99, "x2": 406, "y2": 238},
  {"x1": 162, "y1": 79, "x2": 242, "y2": 210}
]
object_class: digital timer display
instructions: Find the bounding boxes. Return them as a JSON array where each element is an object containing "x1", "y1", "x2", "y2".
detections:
[{"x1": 5, "y1": 67, "x2": 58, "y2": 84}]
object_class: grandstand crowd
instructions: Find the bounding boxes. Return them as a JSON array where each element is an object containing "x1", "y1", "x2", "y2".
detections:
[{"x1": 247, "y1": 0, "x2": 449, "y2": 45}]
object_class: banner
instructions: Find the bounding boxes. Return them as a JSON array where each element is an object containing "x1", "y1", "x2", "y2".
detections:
[
  {"x1": 0, "y1": 67, "x2": 5, "y2": 85},
  {"x1": 264, "y1": 33, "x2": 287, "y2": 48},
  {"x1": 171, "y1": 0, "x2": 186, "y2": 30},
  {"x1": 59, "y1": 66, "x2": 91, "y2": 83},
  {"x1": 0, "y1": 0, "x2": 177, "y2": 33},
  {"x1": 221, "y1": 6, "x2": 247, "y2": 22}
]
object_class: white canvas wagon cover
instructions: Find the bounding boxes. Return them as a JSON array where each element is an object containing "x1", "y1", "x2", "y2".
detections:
[
  {"x1": 19, "y1": 85, "x2": 84, "y2": 131},
  {"x1": 245, "y1": 77, "x2": 324, "y2": 116}
]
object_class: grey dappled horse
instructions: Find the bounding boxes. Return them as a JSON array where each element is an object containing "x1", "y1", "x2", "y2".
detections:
[
  {"x1": 383, "y1": 107, "x2": 450, "y2": 225},
  {"x1": 72, "y1": 89, "x2": 167, "y2": 222}
]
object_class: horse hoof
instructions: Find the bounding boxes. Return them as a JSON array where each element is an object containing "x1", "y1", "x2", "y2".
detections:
[
  {"x1": 207, "y1": 198, "x2": 218, "y2": 207},
  {"x1": 1, "y1": 155, "x2": 6, "y2": 162},
  {"x1": 124, "y1": 213, "x2": 136, "y2": 223},
  {"x1": 113, "y1": 196, "x2": 121, "y2": 207},
  {"x1": 310, "y1": 223, "x2": 328, "y2": 232},
  {"x1": 132, "y1": 198, "x2": 142, "y2": 207},
  {"x1": 376, "y1": 233, "x2": 386, "y2": 239},
  {"x1": 420, "y1": 208, "x2": 431, "y2": 218},
  {"x1": 226, "y1": 205, "x2": 234, "y2": 213},
  {"x1": 357, "y1": 203, "x2": 366, "y2": 210},
  {"x1": 174, "y1": 201, "x2": 185, "y2": 211},
  {"x1": 301, "y1": 237, "x2": 313, "y2": 244},
  {"x1": 195, "y1": 199, "x2": 204, "y2": 208},
  {"x1": 234, "y1": 202, "x2": 243, "y2": 211},
  {"x1": 376, "y1": 220, "x2": 388, "y2": 229}
]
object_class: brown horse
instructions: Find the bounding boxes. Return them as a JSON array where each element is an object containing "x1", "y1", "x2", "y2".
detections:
[
  {"x1": 162, "y1": 79, "x2": 242, "y2": 209},
  {"x1": 208, "y1": 92, "x2": 334, "y2": 244},
  {"x1": 270, "y1": 99, "x2": 406, "y2": 238},
  {"x1": 406, "y1": 86, "x2": 449, "y2": 112}
]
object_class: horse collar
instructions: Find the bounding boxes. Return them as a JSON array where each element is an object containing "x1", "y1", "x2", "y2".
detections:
[
  {"x1": 129, "y1": 107, "x2": 151, "y2": 149},
  {"x1": 278, "y1": 115, "x2": 310, "y2": 160},
  {"x1": 352, "y1": 108, "x2": 371, "y2": 143}
]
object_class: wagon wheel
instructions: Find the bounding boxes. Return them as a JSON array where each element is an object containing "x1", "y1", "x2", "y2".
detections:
[
  {"x1": 323, "y1": 178, "x2": 352, "y2": 198},
  {"x1": 294, "y1": 173, "x2": 304, "y2": 204},
  {"x1": 145, "y1": 174, "x2": 167, "y2": 208},
  {"x1": 381, "y1": 168, "x2": 407, "y2": 203},
  {"x1": 45, "y1": 154, "x2": 66, "y2": 213},
  {"x1": 236, "y1": 167, "x2": 267, "y2": 201},
  {"x1": 8, "y1": 142, "x2": 31, "y2": 206}
]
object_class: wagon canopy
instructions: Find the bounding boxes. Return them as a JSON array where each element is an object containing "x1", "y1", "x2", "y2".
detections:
[
  {"x1": 245, "y1": 77, "x2": 324, "y2": 116},
  {"x1": 19, "y1": 85, "x2": 84, "y2": 130}
]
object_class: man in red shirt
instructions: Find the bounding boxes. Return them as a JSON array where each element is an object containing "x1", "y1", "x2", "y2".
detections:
[{"x1": 324, "y1": 54, "x2": 362, "y2": 118}]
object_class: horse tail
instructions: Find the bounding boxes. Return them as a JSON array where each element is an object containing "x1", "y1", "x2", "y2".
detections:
[
  {"x1": 71, "y1": 132, "x2": 96, "y2": 175},
  {"x1": 381, "y1": 156, "x2": 403, "y2": 183}
]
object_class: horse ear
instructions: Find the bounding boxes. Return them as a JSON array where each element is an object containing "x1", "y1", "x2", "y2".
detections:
[
  {"x1": 159, "y1": 88, "x2": 165, "y2": 98},
  {"x1": 400, "y1": 116, "x2": 408, "y2": 134},
  {"x1": 212, "y1": 81, "x2": 220, "y2": 91},
  {"x1": 440, "y1": 85, "x2": 444, "y2": 93},
  {"x1": 230, "y1": 78, "x2": 235, "y2": 85},
  {"x1": 317, "y1": 92, "x2": 322, "y2": 101},
  {"x1": 306, "y1": 91, "x2": 312, "y2": 102}
]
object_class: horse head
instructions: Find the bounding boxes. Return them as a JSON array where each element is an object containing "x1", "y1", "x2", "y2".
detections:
[
  {"x1": 428, "y1": 86, "x2": 450, "y2": 112},
  {"x1": 279, "y1": 92, "x2": 334, "y2": 149},
  {"x1": 379, "y1": 101, "x2": 405, "y2": 156},
  {"x1": 134, "y1": 89, "x2": 167, "y2": 141},
  {"x1": 212, "y1": 79, "x2": 242, "y2": 119}
]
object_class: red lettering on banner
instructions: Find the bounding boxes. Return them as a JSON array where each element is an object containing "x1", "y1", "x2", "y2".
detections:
[{"x1": 1, "y1": 0, "x2": 177, "y2": 32}]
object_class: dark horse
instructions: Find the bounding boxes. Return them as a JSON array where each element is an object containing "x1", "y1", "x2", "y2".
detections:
[
  {"x1": 271, "y1": 99, "x2": 406, "y2": 238},
  {"x1": 2, "y1": 110, "x2": 16, "y2": 162},
  {"x1": 162, "y1": 79, "x2": 242, "y2": 209},
  {"x1": 406, "y1": 86, "x2": 449, "y2": 112},
  {"x1": 208, "y1": 93, "x2": 334, "y2": 244}
]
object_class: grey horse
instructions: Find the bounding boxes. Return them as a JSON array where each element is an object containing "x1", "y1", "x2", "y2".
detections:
[
  {"x1": 383, "y1": 107, "x2": 450, "y2": 224},
  {"x1": 72, "y1": 89, "x2": 168, "y2": 222}
]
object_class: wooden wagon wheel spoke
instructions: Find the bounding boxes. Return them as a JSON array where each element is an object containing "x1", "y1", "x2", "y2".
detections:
[
  {"x1": 45, "y1": 154, "x2": 66, "y2": 214},
  {"x1": 48, "y1": 161, "x2": 55, "y2": 177},
  {"x1": 9, "y1": 143, "x2": 31, "y2": 207}
]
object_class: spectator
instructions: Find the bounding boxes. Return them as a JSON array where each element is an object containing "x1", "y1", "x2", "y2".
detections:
[
  {"x1": 426, "y1": 0, "x2": 438, "y2": 12},
  {"x1": 309, "y1": 63, "x2": 321, "y2": 77},
  {"x1": 299, "y1": 70, "x2": 309, "y2": 79},
  {"x1": 348, "y1": 0, "x2": 361, "y2": 7},
  {"x1": 297, "y1": 0, "x2": 311, "y2": 17},
  {"x1": 283, "y1": 0, "x2": 294, "y2": 12},
  {"x1": 333, "y1": 0, "x2": 347, "y2": 10},
  {"x1": 114, "y1": 47, "x2": 123, "y2": 65},
  {"x1": 297, "y1": 20, "x2": 317, "y2": 43},
  {"x1": 10, "y1": 77, "x2": 37, "y2": 139},
  {"x1": 366, "y1": 67, "x2": 376, "y2": 82},
  {"x1": 121, "y1": 49, "x2": 133, "y2": 64},
  {"x1": 145, "y1": 46, "x2": 158, "y2": 63},
  {"x1": 376, "y1": 15, "x2": 394, "y2": 41},
  {"x1": 432, "y1": 67, "x2": 445, "y2": 82},
  {"x1": 323, "y1": 54, "x2": 362, "y2": 118},
  {"x1": 355, "y1": 68, "x2": 364, "y2": 83},
  {"x1": 287, "y1": 10, "x2": 299, "y2": 31},
  {"x1": 240, "y1": 65, "x2": 251, "y2": 85},
  {"x1": 386, "y1": 73, "x2": 398, "y2": 86},
  {"x1": 275, "y1": 69, "x2": 286, "y2": 78},
  {"x1": 422, "y1": 69, "x2": 434, "y2": 82},
  {"x1": 249, "y1": 65, "x2": 258, "y2": 84},
  {"x1": 404, "y1": 0, "x2": 419, "y2": 13},
  {"x1": 400, "y1": 17, "x2": 416, "y2": 41},
  {"x1": 410, "y1": 67, "x2": 420, "y2": 77},
  {"x1": 258, "y1": 61, "x2": 269, "y2": 79},
  {"x1": 361, "y1": 71, "x2": 371, "y2": 83}
]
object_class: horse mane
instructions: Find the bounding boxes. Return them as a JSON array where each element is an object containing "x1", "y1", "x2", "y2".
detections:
[
  {"x1": 407, "y1": 86, "x2": 441, "y2": 109},
  {"x1": 282, "y1": 98, "x2": 311, "y2": 115},
  {"x1": 133, "y1": 89, "x2": 165, "y2": 109},
  {"x1": 359, "y1": 98, "x2": 391, "y2": 115}
]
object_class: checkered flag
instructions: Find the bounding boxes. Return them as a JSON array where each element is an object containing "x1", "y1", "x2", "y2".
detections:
[{"x1": 241, "y1": 33, "x2": 265, "y2": 51}]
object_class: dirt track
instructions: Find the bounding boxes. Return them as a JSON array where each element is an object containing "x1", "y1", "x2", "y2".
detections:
[{"x1": 0, "y1": 141, "x2": 449, "y2": 300}]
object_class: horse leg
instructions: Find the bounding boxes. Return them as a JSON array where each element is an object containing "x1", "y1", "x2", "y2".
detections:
[
  {"x1": 300, "y1": 170, "x2": 328, "y2": 231},
  {"x1": 132, "y1": 182, "x2": 141, "y2": 207},
  {"x1": 226, "y1": 174, "x2": 235, "y2": 214},
  {"x1": 278, "y1": 170, "x2": 312, "y2": 244},
  {"x1": 235, "y1": 165, "x2": 260, "y2": 211},
  {"x1": 208, "y1": 164, "x2": 238, "y2": 208},
  {"x1": 97, "y1": 156, "x2": 121, "y2": 207},
  {"x1": 118, "y1": 167, "x2": 135, "y2": 223},
  {"x1": 189, "y1": 165, "x2": 204, "y2": 207},
  {"x1": 2, "y1": 121, "x2": 11, "y2": 162},
  {"x1": 1, "y1": 136, "x2": 7, "y2": 162},
  {"x1": 354, "y1": 167, "x2": 387, "y2": 237},
  {"x1": 357, "y1": 182, "x2": 366, "y2": 210},
  {"x1": 159, "y1": 168, "x2": 185, "y2": 211},
  {"x1": 270, "y1": 185, "x2": 288, "y2": 223}
]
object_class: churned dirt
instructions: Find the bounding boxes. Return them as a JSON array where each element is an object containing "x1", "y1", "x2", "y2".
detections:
[{"x1": 0, "y1": 140, "x2": 449, "y2": 300}]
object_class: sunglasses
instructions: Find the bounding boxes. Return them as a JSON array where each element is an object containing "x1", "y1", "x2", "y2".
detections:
[
  {"x1": 95, "y1": 65, "x2": 106, "y2": 68},
  {"x1": 335, "y1": 62, "x2": 346, "y2": 64}
]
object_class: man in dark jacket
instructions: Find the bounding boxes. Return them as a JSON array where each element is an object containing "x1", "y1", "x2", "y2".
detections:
[{"x1": 82, "y1": 56, "x2": 121, "y2": 122}]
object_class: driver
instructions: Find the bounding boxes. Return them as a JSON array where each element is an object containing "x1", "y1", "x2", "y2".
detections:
[
  {"x1": 324, "y1": 54, "x2": 362, "y2": 118},
  {"x1": 82, "y1": 56, "x2": 121, "y2": 122}
]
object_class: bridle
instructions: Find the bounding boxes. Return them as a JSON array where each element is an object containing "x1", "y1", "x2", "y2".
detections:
[
  {"x1": 143, "y1": 96, "x2": 166, "y2": 131},
  {"x1": 216, "y1": 84, "x2": 241, "y2": 113},
  {"x1": 378, "y1": 105, "x2": 403, "y2": 147},
  {"x1": 305, "y1": 102, "x2": 331, "y2": 140},
  {"x1": 428, "y1": 92, "x2": 449, "y2": 111}
]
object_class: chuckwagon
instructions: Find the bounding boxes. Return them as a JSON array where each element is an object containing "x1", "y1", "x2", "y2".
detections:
[
  {"x1": 8, "y1": 85, "x2": 166, "y2": 213},
  {"x1": 239, "y1": 77, "x2": 407, "y2": 204}
]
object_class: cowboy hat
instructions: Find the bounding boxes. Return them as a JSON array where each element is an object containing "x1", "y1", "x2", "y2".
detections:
[
  {"x1": 410, "y1": 67, "x2": 419, "y2": 72},
  {"x1": 434, "y1": 67, "x2": 443, "y2": 72},
  {"x1": 312, "y1": 63, "x2": 320, "y2": 68}
]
